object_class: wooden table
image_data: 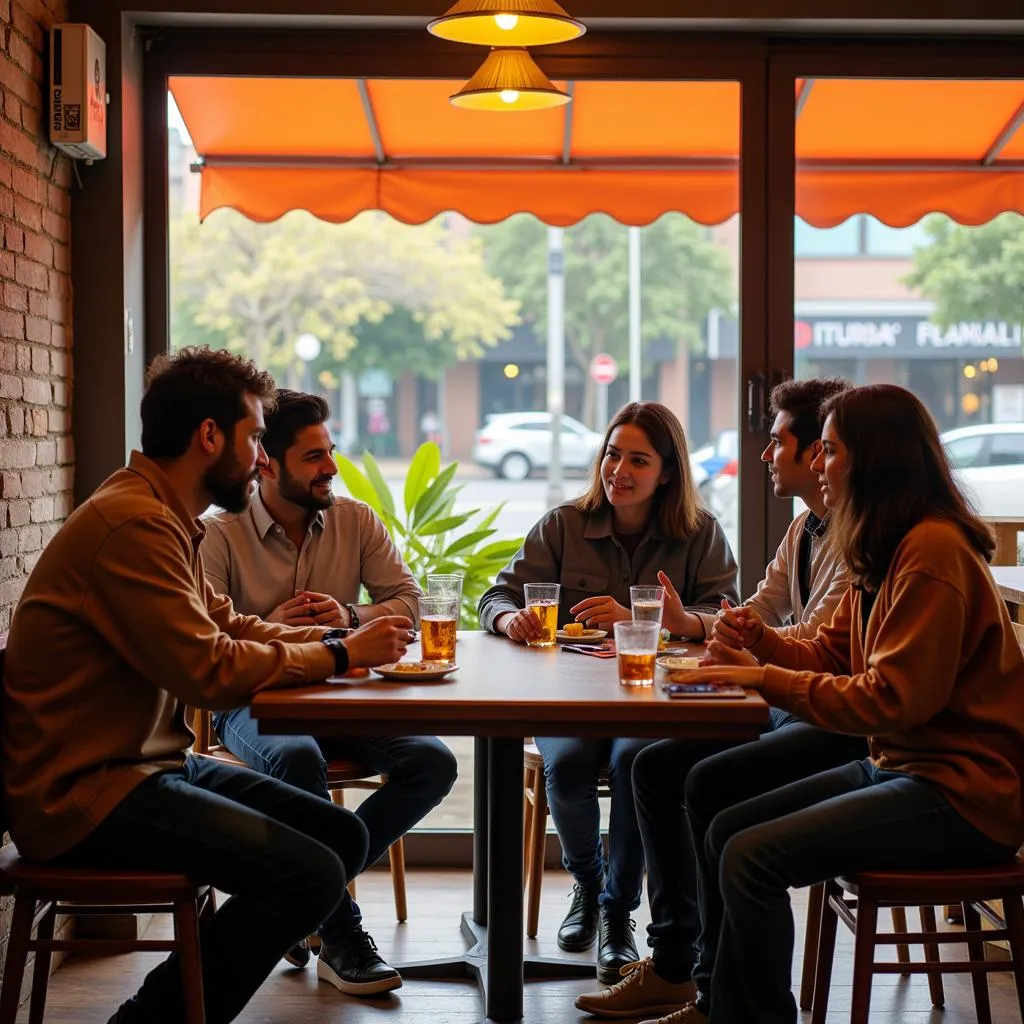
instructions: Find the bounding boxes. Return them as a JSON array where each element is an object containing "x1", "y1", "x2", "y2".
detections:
[
  {"x1": 251, "y1": 631, "x2": 769, "y2": 1022},
  {"x1": 992, "y1": 565, "x2": 1024, "y2": 624}
]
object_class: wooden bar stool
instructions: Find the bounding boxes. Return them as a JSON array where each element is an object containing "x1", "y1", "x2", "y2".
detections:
[
  {"x1": 191, "y1": 709, "x2": 408, "y2": 921},
  {"x1": 810, "y1": 861, "x2": 1024, "y2": 1024}
]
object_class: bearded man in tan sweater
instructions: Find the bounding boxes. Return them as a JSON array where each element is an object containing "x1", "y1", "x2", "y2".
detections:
[{"x1": 2, "y1": 347, "x2": 413, "y2": 1024}]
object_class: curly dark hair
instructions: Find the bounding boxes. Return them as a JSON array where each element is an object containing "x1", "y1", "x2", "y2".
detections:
[
  {"x1": 141, "y1": 347, "x2": 277, "y2": 458},
  {"x1": 769, "y1": 377, "x2": 850, "y2": 457},
  {"x1": 822, "y1": 384, "x2": 995, "y2": 590},
  {"x1": 261, "y1": 390, "x2": 331, "y2": 464}
]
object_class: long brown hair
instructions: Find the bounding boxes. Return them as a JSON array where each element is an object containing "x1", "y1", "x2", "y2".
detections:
[
  {"x1": 574, "y1": 401, "x2": 703, "y2": 539},
  {"x1": 821, "y1": 385, "x2": 995, "y2": 590}
]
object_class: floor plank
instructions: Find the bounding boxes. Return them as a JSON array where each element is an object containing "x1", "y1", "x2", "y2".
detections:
[{"x1": 17, "y1": 869, "x2": 1021, "y2": 1023}]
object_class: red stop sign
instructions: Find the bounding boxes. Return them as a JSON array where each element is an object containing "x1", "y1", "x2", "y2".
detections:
[{"x1": 590, "y1": 354, "x2": 619, "y2": 386}]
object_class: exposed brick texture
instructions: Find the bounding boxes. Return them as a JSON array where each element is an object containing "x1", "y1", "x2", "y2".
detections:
[{"x1": 1, "y1": 0, "x2": 73, "y2": 1004}]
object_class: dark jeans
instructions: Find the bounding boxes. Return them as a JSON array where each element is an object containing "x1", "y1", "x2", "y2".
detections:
[
  {"x1": 213, "y1": 705, "x2": 457, "y2": 928},
  {"x1": 633, "y1": 720, "x2": 868, "y2": 979},
  {"x1": 57, "y1": 754, "x2": 368, "y2": 1024},
  {"x1": 698, "y1": 759, "x2": 1018, "y2": 1024},
  {"x1": 535, "y1": 736, "x2": 655, "y2": 913}
]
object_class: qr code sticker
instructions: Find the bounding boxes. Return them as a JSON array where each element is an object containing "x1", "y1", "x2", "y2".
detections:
[{"x1": 64, "y1": 105, "x2": 81, "y2": 131}]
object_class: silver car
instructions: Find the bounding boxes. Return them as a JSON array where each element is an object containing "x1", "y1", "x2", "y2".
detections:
[
  {"x1": 942, "y1": 422, "x2": 1024, "y2": 519},
  {"x1": 472, "y1": 412, "x2": 604, "y2": 480}
]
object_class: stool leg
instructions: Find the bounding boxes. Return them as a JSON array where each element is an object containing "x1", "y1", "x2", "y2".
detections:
[
  {"x1": 175, "y1": 898, "x2": 206, "y2": 1024},
  {"x1": 27, "y1": 902, "x2": 56, "y2": 1024},
  {"x1": 389, "y1": 836, "x2": 408, "y2": 923},
  {"x1": 961, "y1": 901, "x2": 990, "y2": 1024},
  {"x1": 523, "y1": 767, "x2": 535, "y2": 880},
  {"x1": 998, "y1": 894, "x2": 1024, "y2": 1020},
  {"x1": 526, "y1": 773, "x2": 548, "y2": 940},
  {"x1": 810, "y1": 881, "x2": 840, "y2": 1024},
  {"x1": 890, "y1": 905, "x2": 910, "y2": 973},
  {"x1": 919, "y1": 904, "x2": 945, "y2": 1008},
  {"x1": 0, "y1": 894, "x2": 36, "y2": 1024},
  {"x1": 850, "y1": 893, "x2": 878, "y2": 1024},
  {"x1": 800, "y1": 882, "x2": 824, "y2": 1012}
]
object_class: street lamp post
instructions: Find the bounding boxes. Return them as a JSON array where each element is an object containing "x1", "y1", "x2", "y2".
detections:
[{"x1": 294, "y1": 332, "x2": 322, "y2": 393}]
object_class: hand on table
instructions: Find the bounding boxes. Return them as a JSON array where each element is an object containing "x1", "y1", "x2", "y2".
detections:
[
  {"x1": 344, "y1": 615, "x2": 415, "y2": 668},
  {"x1": 569, "y1": 595, "x2": 630, "y2": 631},
  {"x1": 269, "y1": 591, "x2": 348, "y2": 628},
  {"x1": 711, "y1": 599, "x2": 764, "y2": 649},
  {"x1": 704, "y1": 638, "x2": 760, "y2": 667},
  {"x1": 687, "y1": 664, "x2": 765, "y2": 689},
  {"x1": 500, "y1": 609, "x2": 544, "y2": 645}
]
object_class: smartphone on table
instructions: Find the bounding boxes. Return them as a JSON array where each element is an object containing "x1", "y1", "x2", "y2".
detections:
[{"x1": 663, "y1": 682, "x2": 747, "y2": 699}]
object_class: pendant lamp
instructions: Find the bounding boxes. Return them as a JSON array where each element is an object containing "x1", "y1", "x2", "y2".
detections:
[
  {"x1": 450, "y1": 47, "x2": 570, "y2": 111},
  {"x1": 429, "y1": 0, "x2": 585, "y2": 48}
]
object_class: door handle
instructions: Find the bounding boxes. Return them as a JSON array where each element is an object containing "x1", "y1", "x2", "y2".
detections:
[{"x1": 746, "y1": 373, "x2": 767, "y2": 433}]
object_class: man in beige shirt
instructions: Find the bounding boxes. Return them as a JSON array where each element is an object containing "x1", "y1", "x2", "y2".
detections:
[
  {"x1": 203, "y1": 390, "x2": 457, "y2": 997},
  {"x1": 2, "y1": 348, "x2": 414, "y2": 1024}
]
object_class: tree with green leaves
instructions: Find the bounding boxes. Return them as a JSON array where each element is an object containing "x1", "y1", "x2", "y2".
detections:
[
  {"x1": 171, "y1": 209, "x2": 520, "y2": 382},
  {"x1": 477, "y1": 213, "x2": 734, "y2": 425},
  {"x1": 904, "y1": 213, "x2": 1024, "y2": 333}
]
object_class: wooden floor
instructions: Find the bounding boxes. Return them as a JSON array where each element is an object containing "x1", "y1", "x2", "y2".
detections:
[{"x1": 18, "y1": 869, "x2": 1022, "y2": 1023}]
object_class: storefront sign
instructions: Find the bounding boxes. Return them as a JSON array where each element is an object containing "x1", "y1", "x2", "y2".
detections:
[{"x1": 794, "y1": 317, "x2": 1023, "y2": 360}]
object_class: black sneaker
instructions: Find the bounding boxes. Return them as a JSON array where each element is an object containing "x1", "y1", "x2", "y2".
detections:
[
  {"x1": 282, "y1": 937, "x2": 312, "y2": 969},
  {"x1": 597, "y1": 906, "x2": 640, "y2": 985},
  {"x1": 317, "y1": 929, "x2": 403, "y2": 996},
  {"x1": 557, "y1": 880, "x2": 602, "y2": 952}
]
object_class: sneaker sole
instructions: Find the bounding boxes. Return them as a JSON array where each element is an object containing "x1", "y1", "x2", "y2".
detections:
[
  {"x1": 281, "y1": 950, "x2": 310, "y2": 969},
  {"x1": 573, "y1": 995, "x2": 693, "y2": 1019},
  {"x1": 316, "y1": 958, "x2": 403, "y2": 996}
]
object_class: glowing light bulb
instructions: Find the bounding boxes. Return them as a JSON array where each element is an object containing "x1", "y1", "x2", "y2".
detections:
[
  {"x1": 494, "y1": 13, "x2": 519, "y2": 30},
  {"x1": 500, "y1": 89, "x2": 520, "y2": 104}
]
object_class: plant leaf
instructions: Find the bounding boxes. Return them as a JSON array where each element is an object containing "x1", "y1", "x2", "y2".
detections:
[
  {"x1": 417, "y1": 512, "x2": 478, "y2": 536},
  {"x1": 361, "y1": 451, "x2": 396, "y2": 519},
  {"x1": 333, "y1": 454, "x2": 381, "y2": 515},
  {"x1": 403, "y1": 443, "x2": 442, "y2": 519},
  {"x1": 412, "y1": 462, "x2": 460, "y2": 528},
  {"x1": 443, "y1": 528, "x2": 496, "y2": 557}
]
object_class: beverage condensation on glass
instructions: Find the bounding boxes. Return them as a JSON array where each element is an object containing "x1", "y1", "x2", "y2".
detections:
[
  {"x1": 630, "y1": 585, "x2": 666, "y2": 628},
  {"x1": 613, "y1": 620, "x2": 661, "y2": 687},
  {"x1": 427, "y1": 574, "x2": 464, "y2": 627},
  {"x1": 523, "y1": 582, "x2": 560, "y2": 648},
  {"x1": 419, "y1": 594, "x2": 458, "y2": 663}
]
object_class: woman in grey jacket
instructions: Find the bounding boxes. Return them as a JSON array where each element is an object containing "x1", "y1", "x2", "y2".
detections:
[{"x1": 478, "y1": 401, "x2": 738, "y2": 984}]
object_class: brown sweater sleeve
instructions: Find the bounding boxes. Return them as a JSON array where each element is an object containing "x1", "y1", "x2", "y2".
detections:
[
  {"x1": 750, "y1": 583, "x2": 855, "y2": 674},
  {"x1": 83, "y1": 514, "x2": 336, "y2": 709},
  {"x1": 760, "y1": 571, "x2": 967, "y2": 736}
]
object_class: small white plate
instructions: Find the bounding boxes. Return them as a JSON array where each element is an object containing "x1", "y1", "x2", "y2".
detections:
[
  {"x1": 657, "y1": 654, "x2": 702, "y2": 670},
  {"x1": 372, "y1": 662, "x2": 459, "y2": 682},
  {"x1": 556, "y1": 628, "x2": 608, "y2": 644}
]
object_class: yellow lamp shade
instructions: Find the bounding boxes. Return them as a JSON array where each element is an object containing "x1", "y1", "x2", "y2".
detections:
[
  {"x1": 451, "y1": 48, "x2": 570, "y2": 111},
  {"x1": 428, "y1": 0, "x2": 585, "y2": 48}
]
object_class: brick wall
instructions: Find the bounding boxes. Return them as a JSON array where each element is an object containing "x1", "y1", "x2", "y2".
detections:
[
  {"x1": 1, "y1": 0, "x2": 73, "y2": 1001},
  {"x1": 0, "y1": 0, "x2": 72, "y2": 634}
]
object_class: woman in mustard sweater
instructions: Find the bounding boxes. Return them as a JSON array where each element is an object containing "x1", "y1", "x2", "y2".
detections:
[{"x1": 672, "y1": 384, "x2": 1024, "y2": 1024}]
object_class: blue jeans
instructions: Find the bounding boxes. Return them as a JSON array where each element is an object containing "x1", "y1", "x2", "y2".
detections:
[
  {"x1": 56, "y1": 754, "x2": 368, "y2": 1024},
  {"x1": 213, "y1": 706, "x2": 457, "y2": 929},
  {"x1": 535, "y1": 736, "x2": 655, "y2": 913},
  {"x1": 697, "y1": 760, "x2": 1018, "y2": 1024},
  {"x1": 634, "y1": 720, "x2": 868, "y2": 980}
]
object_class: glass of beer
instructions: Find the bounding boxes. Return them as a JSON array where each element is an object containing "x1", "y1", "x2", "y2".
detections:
[
  {"x1": 419, "y1": 594, "x2": 458, "y2": 664},
  {"x1": 427, "y1": 574, "x2": 464, "y2": 626},
  {"x1": 630, "y1": 585, "x2": 666, "y2": 628},
  {"x1": 613, "y1": 620, "x2": 661, "y2": 687},
  {"x1": 523, "y1": 583, "x2": 560, "y2": 648}
]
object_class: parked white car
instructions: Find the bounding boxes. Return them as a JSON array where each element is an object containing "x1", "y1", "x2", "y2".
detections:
[
  {"x1": 941, "y1": 422, "x2": 1024, "y2": 519},
  {"x1": 473, "y1": 412, "x2": 604, "y2": 480}
]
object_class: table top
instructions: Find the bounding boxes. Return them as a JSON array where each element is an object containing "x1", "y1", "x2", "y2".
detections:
[
  {"x1": 992, "y1": 565, "x2": 1024, "y2": 606},
  {"x1": 251, "y1": 631, "x2": 770, "y2": 740}
]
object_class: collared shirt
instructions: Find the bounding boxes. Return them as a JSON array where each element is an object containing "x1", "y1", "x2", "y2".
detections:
[
  {"x1": 202, "y1": 491, "x2": 422, "y2": 623},
  {"x1": 478, "y1": 502, "x2": 739, "y2": 636},
  {"x1": 2, "y1": 452, "x2": 334, "y2": 862},
  {"x1": 696, "y1": 508, "x2": 850, "y2": 641}
]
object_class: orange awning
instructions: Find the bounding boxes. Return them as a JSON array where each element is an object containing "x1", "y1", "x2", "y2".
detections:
[{"x1": 170, "y1": 76, "x2": 1024, "y2": 228}]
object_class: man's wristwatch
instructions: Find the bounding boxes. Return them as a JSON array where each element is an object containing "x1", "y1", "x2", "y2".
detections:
[
  {"x1": 345, "y1": 603, "x2": 361, "y2": 629},
  {"x1": 321, "y1": 635, "x2": 350, "y2": 676}
]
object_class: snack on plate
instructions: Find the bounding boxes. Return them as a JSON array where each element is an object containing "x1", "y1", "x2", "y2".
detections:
[
  {"x1": 388, "y1": 661, "x2": 443, "y2": 673},
  {"x1": 659, "y1": 655, "x2": 701, "y2": 671},
  {"x1": 562, "y1": 622, "x2": 584, "y2": 637}
]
